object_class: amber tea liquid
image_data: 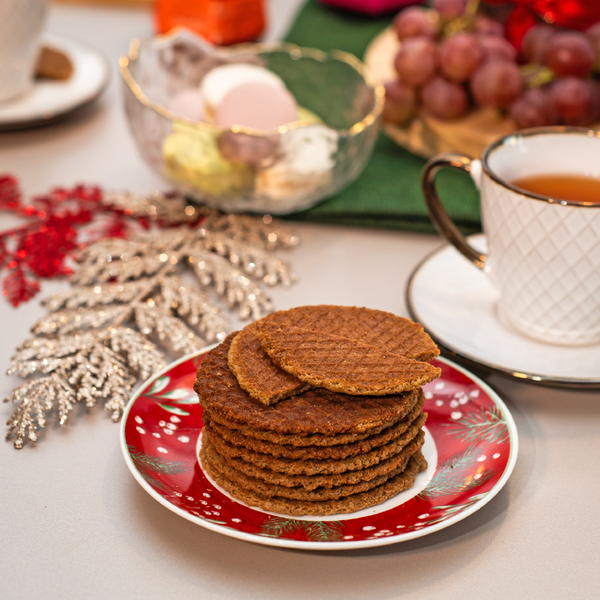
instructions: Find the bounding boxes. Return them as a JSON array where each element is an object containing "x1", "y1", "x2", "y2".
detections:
[{"x1": 511, "y1": 174, "x2": 600, "y2": 203}]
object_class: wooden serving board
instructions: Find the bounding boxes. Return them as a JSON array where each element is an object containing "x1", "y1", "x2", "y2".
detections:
[{"x1": 364, "y1": 27, "x2": 517, "y2": 158}]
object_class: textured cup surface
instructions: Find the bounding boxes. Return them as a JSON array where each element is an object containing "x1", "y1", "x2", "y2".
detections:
[{"x1": 480, "y1": 130, "x2": 600, "y2": 346}]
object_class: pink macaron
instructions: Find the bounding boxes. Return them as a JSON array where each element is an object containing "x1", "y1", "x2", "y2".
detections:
[
  {"x1": 166, "y1": 88, "x2": 206, "y2": 122},
  {"x1": 214, "y1": 81, "x2": 298, "y2": 131}
]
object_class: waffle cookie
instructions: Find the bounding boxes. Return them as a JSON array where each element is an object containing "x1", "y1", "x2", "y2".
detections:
[
  {"x1": 194, "y1": 306, "x2": 439, "y2": 517},
  {"x1": 201, "y1": 433, "x2": 423, "y2": 500},
  {"x1": 228, "y1": 305, "x2": 439, "y2": 404},
  {"x1": 228, "y1": 322, "x2": 310, "y2": 405},
  {"x1": 262, "y1": 305, "x2": 439, "y2": 361},
  {"x1": 257, "y1": 324, "x2": 441, "y2": 395},
  {"x1": 204, "y1": 394, "x2": 425, "y2": 462},
  {"x1": 201, "y1": 444, "x2": 428, "y2": 517},
  {"x1": 196, "y1": 335, "x2": 421, "y2": 438},
  {"x1": 205, "y1": 414, "x2": 427, "y2": 476}
]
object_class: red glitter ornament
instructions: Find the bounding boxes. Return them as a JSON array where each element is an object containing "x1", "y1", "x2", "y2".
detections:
[
  {"x1": 495, "y1": 1, "x2": 600, "y2": 49},
  {"x1": 0, "y1": 176, "x2": 132, "y2": 307}
]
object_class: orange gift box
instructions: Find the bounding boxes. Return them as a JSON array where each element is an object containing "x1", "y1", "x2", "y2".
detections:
[{"x1": 155, "y1": 0, "x2": 265, "y2": 46}]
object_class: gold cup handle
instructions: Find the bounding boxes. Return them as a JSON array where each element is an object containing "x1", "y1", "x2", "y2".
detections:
[{"x1": 421, "y1": 153, "x2": 487, "y2": 270}]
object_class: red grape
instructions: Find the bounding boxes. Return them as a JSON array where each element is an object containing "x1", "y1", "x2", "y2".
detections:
[
  {"x1": 382, "y1": 81, "x2": 416, "y2": 125},
  {"x1": 394, "y1": 37, "x2": 437, "y2": 87},
  {"x1": 420, "y1": 76, "x2": 469, "y2": 119},
  {"x1": 470, "y1": 60, "x2": 523, "y2": 108},
  {"x1": 474, "y1": 15, "x2": 504, "y2": 38},
  {"x1": 549, "y1": 77, "x2": 595, "y2": 124},
  {"x1": 586, "y1": 22, "x2": 600, "y2": 52},
  {"x1": 439, "y1": 33, "x2": 483, "y2": 82},
  {"x1": 479, "y1": 35, "x2": 517, "y2": 63},
  {"x1": 394, "y1": 7, "x2": 439, "y2": 41},
  {"x1": 509, "y1": 88, "x2": 556, "y2": 128},
  {"x1": 432, "y1": 0, "x2": 467, "y2": 19},
  {"x1": 545, "y1": 32, "x2": 596, "y2": 78},
  {"x1": 522, "y1": 24, "x2": 555, "y2": 64}
]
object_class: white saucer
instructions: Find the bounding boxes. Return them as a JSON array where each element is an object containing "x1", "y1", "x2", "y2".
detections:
[
  {"x1": 406, "y1": 234, "x2": 600, "y2": 387},
  {"x1": 0, "y1": 33, "x2": 109, "y2": 131}
]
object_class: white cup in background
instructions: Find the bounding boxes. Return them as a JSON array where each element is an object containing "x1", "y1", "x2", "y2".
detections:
[
  {"x1": 422, "y1": 127, "x2": 600, "y2": 347},
  {"x1": 0, "y1": 0, "x2": 47, "y2": 103}
]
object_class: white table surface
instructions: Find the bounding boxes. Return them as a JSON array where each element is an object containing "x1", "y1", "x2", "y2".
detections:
[{"x1": 1, "y1": 3, "x2": 599, "y2": 600}]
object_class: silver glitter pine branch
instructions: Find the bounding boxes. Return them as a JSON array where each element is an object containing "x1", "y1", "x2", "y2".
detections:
[{"x1": 4, "y1": 201, "x2": 297, "y2": 448}]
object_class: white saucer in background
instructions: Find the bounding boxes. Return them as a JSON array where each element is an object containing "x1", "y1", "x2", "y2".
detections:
[
  {"x1": 406, "y1": 234, "x2": 600, "y2": 387},
  {"x1": 0, "y1": 33, "x2": 109, "y2": 131}
]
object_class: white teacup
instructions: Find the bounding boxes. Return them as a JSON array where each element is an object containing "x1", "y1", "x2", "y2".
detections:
[
  {"x1": 0, "y1": 0, "x2": 47, "y2": 103},
  {"x1": 422, "y1": 127, "x2": 600, "y2": 347}
]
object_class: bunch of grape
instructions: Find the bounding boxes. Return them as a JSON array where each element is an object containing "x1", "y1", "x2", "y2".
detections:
[{"x1": 383, "y1": 0, "x2": 600, "y2": 129}]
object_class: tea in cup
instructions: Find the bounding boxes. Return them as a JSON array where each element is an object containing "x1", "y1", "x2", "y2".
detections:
[{"x1": 421, "y1": 127, "x2": 600, "y2": 346}]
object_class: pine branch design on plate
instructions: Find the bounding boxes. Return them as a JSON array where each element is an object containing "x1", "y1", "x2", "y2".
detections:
[
  {"x1": 142, "y1": 374, "x2": 198, "y2": 416},
  {"x1": 128, "y1": 444, "x2": 193, "y2": 475},
  {"x1": 416, "y1": 444, "x2": 498, "y2": 501},
  {"x1": 128, "y1": 444, "x2": 193, "y2": 495},
  {"x1": 410, "y1": 492, "x2": 489, "y2": 530},
  {"x1": 443, "y1": 405, "x2": 509, "y2": 445},
  {"x1": 260, "y1": 518, "x2": 345, "y2": 542},
  {"x1": 4, "y1": 214, "x2": 298, "y2": 448}
]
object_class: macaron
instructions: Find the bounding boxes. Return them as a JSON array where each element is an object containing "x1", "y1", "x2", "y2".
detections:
[
  {"x1": 214, "y1": 81, "x2": 298, "y2": 131},
  {"x1": 201, "y1": 63, "x2": 286, "y2": 113},
  {"x1": 166, "y1": 88, "x2": 205, "y2": 122}
]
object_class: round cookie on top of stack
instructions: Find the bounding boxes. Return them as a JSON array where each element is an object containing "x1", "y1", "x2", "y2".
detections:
[{"x1": 194, "y1": 305, "x2": 440, "y2": 516}]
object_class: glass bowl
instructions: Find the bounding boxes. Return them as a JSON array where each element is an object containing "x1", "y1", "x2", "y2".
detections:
[{"x1": 119, "y1": 29, "x2": 383, "y2": 214}]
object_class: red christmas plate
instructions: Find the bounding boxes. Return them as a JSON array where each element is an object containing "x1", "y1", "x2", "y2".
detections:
[{"x1": 121, "y1": 347, "x2": 518, "y2": 550}]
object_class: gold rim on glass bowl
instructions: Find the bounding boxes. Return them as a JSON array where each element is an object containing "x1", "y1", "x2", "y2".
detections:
[
  {"x1": 119, "y1": 28, "x2": 385, "y2": 214},
  {"x1": 119, "y1": 31, "x2": 384, "y2": 139}
]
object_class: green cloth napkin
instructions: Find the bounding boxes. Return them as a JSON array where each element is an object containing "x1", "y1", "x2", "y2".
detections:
[{"x1": 282, "y1": 0, "x2": 481, "y2": 234}]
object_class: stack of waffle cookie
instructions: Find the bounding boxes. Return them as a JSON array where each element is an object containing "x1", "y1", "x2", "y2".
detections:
[{"x1": 195, "y1": 305, "x2": 440, "y2": 516}]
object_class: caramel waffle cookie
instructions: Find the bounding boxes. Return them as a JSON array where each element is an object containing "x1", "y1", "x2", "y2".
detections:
[
  {"x1": 202, "y1": 430, "x2": 424, "y2": 492},
  {"x1": 262, "y1": 305, "x2": 439, "y2": 361},
  {"x1": 203, "y1": 394, "x2": 423, "y2": 460},
  {"x1": 228, "y1": 322, "x2": 310, "y2": 405},
  {"x1": 258, "y1": 324, "x2": 441, "y2": 395},
  {"x1": 205, "y1": 425, "x2": 425, "y2": 483},
  {"x1": 201, "y1": 445, "x2": 428, "y2": 516},
  {"x1": 201, "y1": 434, "x2": 421, "y2": 501},
  {"x1": 204, "y1": 411, "x2": 426, "y2": 475},
  {"x1": 205, "y1": 407, "x2": 412, "y2": 447},
  {"x1": 195, "y1": 334, "x2": 421, "y2": 438}
]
